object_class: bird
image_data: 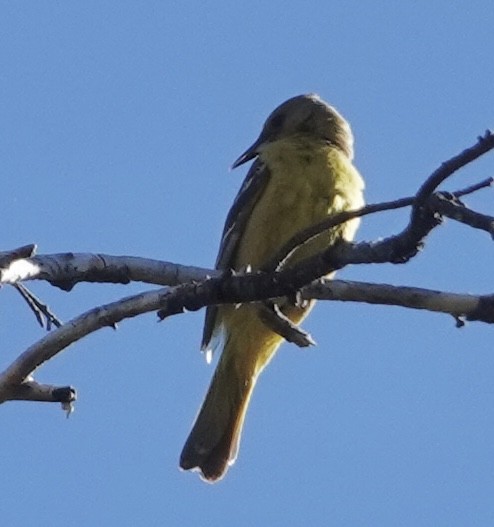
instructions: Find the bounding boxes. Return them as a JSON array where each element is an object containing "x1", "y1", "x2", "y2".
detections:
[{"x1": 180, "y1": 94, "x2": 365, "y2": 482}]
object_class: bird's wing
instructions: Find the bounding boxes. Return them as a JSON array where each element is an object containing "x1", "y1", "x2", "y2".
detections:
[{"x1": 201, "y1": 159, "x2": 271, "y2": 352}]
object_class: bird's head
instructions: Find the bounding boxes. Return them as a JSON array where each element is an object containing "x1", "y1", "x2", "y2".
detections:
[{"x1": 232, "y1": 94, "x2": 354, "y2": 168}]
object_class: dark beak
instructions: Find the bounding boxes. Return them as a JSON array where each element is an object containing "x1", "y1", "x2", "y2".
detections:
[{"x1": 231, "y1": 136, "x2": 264, "y2": 169}]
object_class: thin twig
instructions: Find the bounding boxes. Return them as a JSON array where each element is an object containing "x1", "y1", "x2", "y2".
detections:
[
  {"x1": 257, "y1": 302, "x2": 315, "y2": 347},
  {"x1": 266, "y1": 174, "x2": 494, "y2": 273},
  {"x1": 14, "y1": 283, "x2": 63, "y2": 329},
  {"x1": 414, "y1": 130, "x2": 494, "y2": 209},
  {"x1": 453, "y1": 176, "x2": 494, "y2": 197}
]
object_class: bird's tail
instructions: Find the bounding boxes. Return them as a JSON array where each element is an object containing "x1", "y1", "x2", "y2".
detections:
[
  {"x1": 179, "y1": 341, "x2": 261, "y2": 482},
  {"x1": 180, "y1": 302, "x2": 310, "y2": 482}
]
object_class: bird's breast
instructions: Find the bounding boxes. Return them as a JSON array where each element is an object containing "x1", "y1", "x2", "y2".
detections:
[{"x1": 233, "y1": 140, "x2": 364, "y2": 269}]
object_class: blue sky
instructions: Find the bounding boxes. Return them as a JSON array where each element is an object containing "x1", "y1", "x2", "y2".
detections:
[{"x1": 1, "y1": 2, "x2": 494, "y2": 525}]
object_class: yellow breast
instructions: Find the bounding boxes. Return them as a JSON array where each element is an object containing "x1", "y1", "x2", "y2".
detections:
[{"x1": 233, "y1": 138, "x2": 364, "y2": 270}]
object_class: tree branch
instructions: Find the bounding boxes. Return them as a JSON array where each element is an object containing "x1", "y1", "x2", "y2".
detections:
[
  {"x1": 413, "y1": 130, "x2": 494, "y2": 209},
  {"x1": 0, "y1": 244, "x2": 37, "y2": 267},
  {"x1": 0, "y1": 253, "x2": 215, "y2": 289},
  {"x1": 13, "y1": 283, "x2": 63, "y2": 329},
  {"x1": 1, "y1": 132, "x2": 493, "y2": 405},
  {"x1": 257, "y1": 302, "x2": 316, "y2": 347},
  {"x1": 2, "y1": 274, "x2": 493, "y2": 405},
  {"x1": 1, "y1": 378, "x2": 76, "y2": 406},
  {"x1": 304, "y1": 279, "x2": 487, "y2": 325},
  {"x1": 1, "y1": 184, "x2": 492, "y2": 294}
]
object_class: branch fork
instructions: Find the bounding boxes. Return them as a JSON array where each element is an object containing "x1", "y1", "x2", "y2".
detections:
[{"x1": 1, "y1": 131, "x2": 493, "y2": 406}]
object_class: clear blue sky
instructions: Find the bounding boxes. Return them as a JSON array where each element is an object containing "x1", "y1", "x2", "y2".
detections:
[{"x1": 2, "y1": 2, "x2": 494, "y2": 526}]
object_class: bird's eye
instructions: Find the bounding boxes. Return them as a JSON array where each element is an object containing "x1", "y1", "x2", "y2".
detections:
[{"x1": 269, "y1": 113, "x2": 285, "y2": 130}]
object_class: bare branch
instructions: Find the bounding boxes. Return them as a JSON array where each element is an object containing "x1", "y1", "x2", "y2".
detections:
[
  {"x1": 14, "y1": 283, "x2": 63, "y2": 329},
  {"x1": 414, "y1": 130, "x2": 494, "y2": 208},
  {"x1": 0, "y1": 286, "x2": 172, "y2": 392},
  {"x1": 453, "y1": 176, "x2": 494, "y2": 197},
  {"x1": 267, "y1": 172, "x2": 494, "y2": 274},
  {"x1": 1, "y1": 253, "x2": 215, "y2": 289},
  {"x1": 432, "y1": 193, "x2": 494, "y2": 236},
  {"x1": 257, "y1": 302, "x2": 316, "y2": 347},
  {"x1": 0, "y1": 244, "x2": 37, "y2": 267},
  {"x1": 1, "y1": 379, "x2": 76, "y2": 405},
  {"x1": 1, "y1": 132, "x2": 493, "y2": 405},
  {"x1": 267, "y1": 132, "x2": 494, "y2": 275},
  {"x1": 3, "y1": 274, "x2": 494, "y2": 405},
  {"x1": 304, "y1": 279, "x2": 484, "y2": 322}
]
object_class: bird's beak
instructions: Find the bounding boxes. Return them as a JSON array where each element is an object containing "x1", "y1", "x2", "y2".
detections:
[{"x1": 231, "y1": 135, "x2": 264, "y2": 169}]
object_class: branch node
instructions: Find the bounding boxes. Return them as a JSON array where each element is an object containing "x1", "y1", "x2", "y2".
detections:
[
  {"x1": 454, "y1": 315, "x2": 466, "y2": 328},
  {"x1": 467, "y1": 295, "x2": 494, "y2": 323}
]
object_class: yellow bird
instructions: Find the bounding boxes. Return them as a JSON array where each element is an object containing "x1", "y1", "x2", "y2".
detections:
[{"x1": 180, "y1": 94, "x2": 365, "y2": 482}]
